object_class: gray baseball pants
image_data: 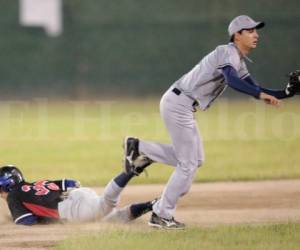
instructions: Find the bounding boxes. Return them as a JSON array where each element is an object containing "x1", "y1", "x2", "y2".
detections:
[{"x1": 139, "y1": 87, "x2": 205, "y2": 219}]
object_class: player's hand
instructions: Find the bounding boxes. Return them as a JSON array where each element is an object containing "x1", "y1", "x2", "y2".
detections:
[{"x1": 259, "y1": 92, "x2": 281, "y2": 106}]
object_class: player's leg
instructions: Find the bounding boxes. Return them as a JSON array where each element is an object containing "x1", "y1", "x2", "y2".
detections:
[
  {"x1": 139, "y1": 141, "x2": 177, "y2": 167},
  {"x1": 150, "y1": 124, "x2": 201, "y2": 227},
  {"x1": 123, "y1": 113, "x2": 178, "y2": 174},
  {"x1": 125, "y1": 131, "x2": 203, "y2": 172},
  {"x1": 123, "y1": 137, "x2": 154, "y2": 175},
  {"x1": 98, "y1": 171, "x2": 136, "y2": 216},
  {"x1": 58, "y1": 187, "x2": 101, "y2": 222},
  {"x1": 102, "y1": 199, "x2": 158, "y2": 223},
  {"x1": 195, "y1": 123, "x2": 205, "y2": 166},
  {"x1": 59, "y1": 171, "x2": 144, "y2": 222},
  {"x1": 149, "y1": 89, "x2": 204, "y2": 229}
]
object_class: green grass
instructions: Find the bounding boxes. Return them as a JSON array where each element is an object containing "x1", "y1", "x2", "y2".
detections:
[
  {"x1": 0, "y1": 98, "x2": 299, "y2": 185},
  {"x1": 55, "y1": 223, "x2": 300, "y2": 250}
]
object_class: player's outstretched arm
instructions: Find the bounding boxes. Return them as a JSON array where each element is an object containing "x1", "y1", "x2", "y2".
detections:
[
  {"x1": 222, "y1": 66, "x2": 261, "y2": 98},
  {"x1": 222, "y1": 66, "x2": 281, "y2": 106},
  {"x1": 244, "y1": 75, "x2": 294, "y2": 99},
  {"x1": 53, "y1": 179, "x2": 81, "y2": 192}
]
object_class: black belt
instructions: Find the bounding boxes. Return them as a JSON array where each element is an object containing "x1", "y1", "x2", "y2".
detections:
[{"x1": 172, "y1": 88, "x2": 198, "y2": 107}]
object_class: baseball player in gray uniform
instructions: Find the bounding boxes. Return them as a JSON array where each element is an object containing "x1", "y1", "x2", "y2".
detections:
[{"x1": 123, "y1": 15, "x2": 298, "y2": 229}]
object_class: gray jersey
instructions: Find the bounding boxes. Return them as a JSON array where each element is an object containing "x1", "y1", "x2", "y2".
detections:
[{"x1": 174, "y1": 42, "x2": 249, "y2": 110}]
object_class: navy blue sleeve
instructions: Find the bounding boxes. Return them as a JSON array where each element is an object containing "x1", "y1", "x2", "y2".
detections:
[
  {"x1": 222, "y1": 66, "x2": 261, "y2": 99},
  {"x1": 16, "y1": 215, "x2": 38, "y2": 225},
  {"x1": 64, "y1": 179, "x2": 80, "y2": 189},
  {"x1": 242, "y1": 75, "x2": 259, "y2": 87},
  {"x1": 244, "y1": 75, "x2": 291, "y2": 99},
  {"x1": 52, "y1": 179, "x2": 80, "y2": 191},
  {"x1": 7, "y1": 191, "x2": 36, "y2": 224}
]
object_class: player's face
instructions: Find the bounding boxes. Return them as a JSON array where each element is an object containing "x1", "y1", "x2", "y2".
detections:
[{"x1": 238, "y1": 28, "x2": 259, "y2": 50}]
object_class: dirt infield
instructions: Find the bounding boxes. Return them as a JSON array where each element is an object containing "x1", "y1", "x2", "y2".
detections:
[{"x1": 1, "y1": 180, "x2": 300, "y2": 250}]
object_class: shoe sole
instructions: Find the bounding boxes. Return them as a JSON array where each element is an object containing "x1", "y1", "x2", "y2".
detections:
[
  {"x1": 148, "y1": 221, "x2": 185, "y2": 230},
  {"x1": 148, "y1": 221, "x2": 163, "y2": 229}
]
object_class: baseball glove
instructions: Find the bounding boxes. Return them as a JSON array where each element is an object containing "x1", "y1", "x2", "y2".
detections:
[{"x1": 285, "y1": 69, "x2": 300, "y2": 96}]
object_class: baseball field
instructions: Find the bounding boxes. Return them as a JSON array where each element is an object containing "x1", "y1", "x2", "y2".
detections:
[{"x1": 0, "y1": 98, "x2": 300, "y2": 250}]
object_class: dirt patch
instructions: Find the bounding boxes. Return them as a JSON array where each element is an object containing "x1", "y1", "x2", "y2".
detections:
[{"x1": 1, "y1": 180, "x2": 300, "y2": 250}]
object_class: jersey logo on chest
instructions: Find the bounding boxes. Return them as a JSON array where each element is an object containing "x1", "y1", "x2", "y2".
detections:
[{"x1": 21, "y1": 181, "x2": 59, "y2": 196}]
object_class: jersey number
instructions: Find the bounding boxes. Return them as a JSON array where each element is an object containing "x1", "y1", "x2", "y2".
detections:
[{"x1": 22, "y1": 181, "x2": 59, "y2": 196}]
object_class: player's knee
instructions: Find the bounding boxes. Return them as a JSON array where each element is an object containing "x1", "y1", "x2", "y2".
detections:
[
  {"x1": 102, "y1": 180, "x2": 121, "y2": 208},
  {"x1": 180, "y1": 187, "x2": 191, "y2": 197},
  {"x1": 102, "y1": 191, "x2": 119, "y2": 209},
  {"x1": 178, "y1": 160, "x2": 199, "y2": 176}
]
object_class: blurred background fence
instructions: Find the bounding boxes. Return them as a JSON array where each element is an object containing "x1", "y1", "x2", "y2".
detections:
[{"x1": 0, "y1": 0, "x2": 299, "y2": 99}]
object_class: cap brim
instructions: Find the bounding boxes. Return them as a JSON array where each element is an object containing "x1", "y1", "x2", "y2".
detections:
[{"x1": 255, "y1": 21, "x2": 265, "y2": 29}]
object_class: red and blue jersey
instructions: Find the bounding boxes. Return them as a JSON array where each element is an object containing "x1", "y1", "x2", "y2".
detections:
[{"x1": 7, "y1": 179, "x2": 68, "y2": 224}]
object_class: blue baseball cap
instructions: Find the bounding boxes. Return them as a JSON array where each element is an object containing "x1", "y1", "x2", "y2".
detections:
[{"x1": 228, "y1": 15, "x2": 265, "y2": 36}]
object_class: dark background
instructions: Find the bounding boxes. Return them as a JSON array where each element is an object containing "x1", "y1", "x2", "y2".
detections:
[{"x1": 1, "y1": 0, "x2": 299, "y2": 99}]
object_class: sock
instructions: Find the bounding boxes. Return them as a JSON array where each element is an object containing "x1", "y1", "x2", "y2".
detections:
[
  {"x1": 129, "y1": 201, "x2": 153, "y2": 219},
  {"x1": 113, "y1": 172, "x2": 134, "y2": 188}
]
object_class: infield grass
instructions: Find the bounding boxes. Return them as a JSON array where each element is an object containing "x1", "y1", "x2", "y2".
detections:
[
  {"x1": 55, "y1": 223, "x2": 300, "y2": 250},
  {"x1": 0, "y1": 98, "x2": 299, "y2": 185}
]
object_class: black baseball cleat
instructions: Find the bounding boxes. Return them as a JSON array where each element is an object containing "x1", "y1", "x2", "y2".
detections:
[
  {"x1": 123, "y1": 137, "x2": 153, "y2": 176},
  {"x1": 148, "y1": 213, "x2": 185, "y2": 230}
]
